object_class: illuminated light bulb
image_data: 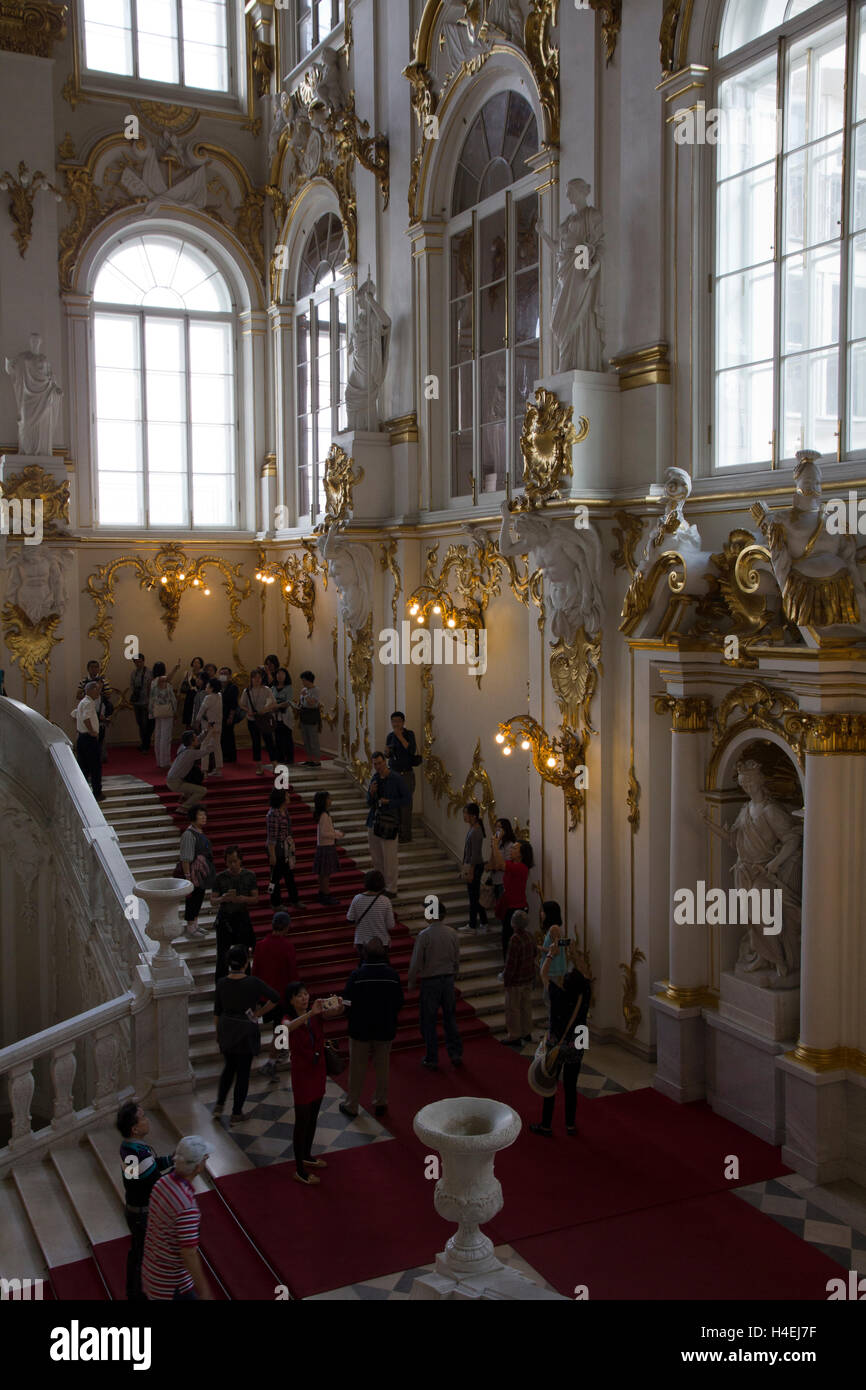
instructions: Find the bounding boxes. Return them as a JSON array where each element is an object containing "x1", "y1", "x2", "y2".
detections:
[
  {"x1": 286, "y1": 583, "x2": 293, "y2": 593},
  {"x1": 417, "y1": 615, "x2": 425, "y2": 624},
  {"x1": 495, "y1": 733, "x2": 505, "y2": 745},
  {"x1": 204, "y1": 587, "x2": 211, "y2": 596},
  {"x1": 546, "y1": 756, "x2": 557, "y2": 769},
  {"x1": 193, "y1": 578, "x2": 200, "y2": 587},
  {"x1": 433, "y1": 604, "x2": 441, "y2": 615},
  {"x1": 447, "y1": 617, "x2": 456, "y2": 629},
  {"x1": 521, "y1": 740, "x2": 531, "y2": 751},
  {"x1": 178, "y1": 573, "x2": 186, "y2": 581},
  {"x1": 503, "y1": 746, "x2": 512, "y2": 756},
  {"x1": 255, "y1": 572, "x2": 262, "y2": 581},
  {"x1": 160, "y1": 576, "x2": 168, "y2": 585},
  {"x1": 409, "y1": 604, "x2": 419, "y2": 616}
]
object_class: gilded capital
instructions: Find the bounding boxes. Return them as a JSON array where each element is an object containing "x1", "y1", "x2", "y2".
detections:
[
  {"x1": 784, "y1": 712, "x2": 866, "y2": 756},
  {"x1": 654, "y1": 694, "x2": 712, "y2": 732}
]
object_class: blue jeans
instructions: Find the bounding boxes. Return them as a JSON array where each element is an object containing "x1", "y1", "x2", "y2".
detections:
[{"x1": 419, "y1": 975, "x2": 462, "y2": 1064}]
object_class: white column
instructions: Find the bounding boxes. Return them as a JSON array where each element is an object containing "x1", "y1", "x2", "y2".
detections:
[
  {"x1": 269, "y1": 303, "x2": 295, "y2": 527},
  {"x1": 408, "y1": 220, "x2": 444, "y2": 514}
]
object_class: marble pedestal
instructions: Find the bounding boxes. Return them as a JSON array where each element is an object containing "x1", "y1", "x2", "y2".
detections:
[
  {"x1": 333, "y1": 429, "x2": 392, "y2": 522},
  {"x1": 131, "y1": 878, "x2": 195, "y2": 1097},
  {"x1": 705, "y1": 971, "x2": 799, "y2": 1144},
  {"x1": 537, "y1": 369, "x2": 620, "y2": 492},
  {"x1": 718, "y1": 970, "x2": 800, "y2": 1042},
  {"x1": 411, "y1": 1265, "x2": 566, "y2": 1300},
  {"x1": 650, "y1": 990, "x2": 707, "y2": 1103}
]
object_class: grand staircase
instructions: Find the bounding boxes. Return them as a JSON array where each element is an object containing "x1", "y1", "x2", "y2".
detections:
[{"x1": 99, "y1": 758, "x2": 547, "y2": 1083}]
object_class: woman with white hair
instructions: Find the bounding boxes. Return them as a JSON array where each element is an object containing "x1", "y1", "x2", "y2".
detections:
[{"x1": 141, "y1": 1135, "x2": 213, "y2": 1301}]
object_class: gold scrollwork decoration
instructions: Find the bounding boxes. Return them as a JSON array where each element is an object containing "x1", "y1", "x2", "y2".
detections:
[
  {"x1": 346, "y1": 615, "x2": 373, "y2": 784},
  {"x1": 524, "y1": 0, "x2": 561, "y2": 145},
  {"x1": 619, "y1": 946, "x2": 645, "y2": 1037},
  {"x1": 549, "y1": 628, "x2": 602, "y2": 736},
  {"x1": 610, "y1": 510, "x2": 645, "y2": 575},
  {"x1": 496, "y1": 715, "x2": 587, "y2": 830},
  {"x1": 0, "y1": 0, "x2": 66, "y2": 57},
  {"x1": 0, "y1": 160, "x2": 59, "y2": 257},
  {"x1": 322, "y1": 620, "x2": 340, "y2": 730},
  {"x1": 1, "y1": 604, "x2": 62, "y2": 707},
  {"x1": 85, "y1": 546, "x2": 251, "y2": 673},
  {"x1": 1, "y1": 463, "x2": 69, "y2": 534},
  {"x1": 619, "y1": 551, "x2": 687, "y2": 636},
  {"x1": 627, "y1": 764, "x2": 640, "y2": 833},
  {"x1": 693, "y1": 531, "x2": 791, "y2": 667},
  {"x1": 512, "y1": 388, "x2": 586, "y2": 512},
  {"x1": 659, "y1": 0, "x2": 691, "y2": 75},
  {"x1": 705, "y1": 682, "x2": 802, "y2": 788},
  {"x1": 655, "y1": 694, "x2": 713, "y2": 734},
  {"x1": 586, "y1": 1, "x2": 622, "y2": 66},
  {"x1": 783, "y1": 712, "x2": 866, "y2": 757},
  {"x1": 315, "y1": 444, "x2": 364, "y2": 534},
  {"x1": 379, "y1": 539, "x2": 402, "y2": 626}
]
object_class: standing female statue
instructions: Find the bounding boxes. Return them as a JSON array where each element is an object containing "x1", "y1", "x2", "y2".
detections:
[
  {"x1": 345, "y1": 276, "x2": 392, "y2": 432},
  {"x1": 536, "y1": 179, "x2": 605, "y2": 373},
  {"x1": 5, "y1": 333, "x2": 63, "y2": 456}
]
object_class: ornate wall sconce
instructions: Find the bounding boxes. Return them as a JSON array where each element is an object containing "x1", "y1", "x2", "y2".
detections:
[
  {"x1": 495, "y1": 715, "x2": 588, "y2": 830},
  {"x1": 0, "y1": 161, "x2": 61, "y2": 257},
  {"x1": 255, "y1": 547, "x2": 318, "y2": 643}
]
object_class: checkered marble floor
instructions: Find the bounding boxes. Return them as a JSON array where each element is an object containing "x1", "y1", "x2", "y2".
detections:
[
  {"x1": 734, "y1": 1173, "x2": 866, "y2": 1273},
  {"x1": 207, "y1": 1072, "x2": 392, "y2": 1168},
  {"x1": 510, "y1": 1039, "x2": 628, "y2": 1097},
  {"x1": 305, "y1": 1244, "x2": 556, "y2": 1301}
]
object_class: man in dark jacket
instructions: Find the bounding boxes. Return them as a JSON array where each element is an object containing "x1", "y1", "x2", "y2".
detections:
[
  {"x1": 117, "y1": 1099, "x2": 174, "y2": 1302},
  {"x1": 385, "y1": 711, "x2": 421, "y2": 843},
  {"x1": 365, "y1": 750, "x2": 410, "y2": 898},
  {"x1": 338, "y1": 937, "x2": 404, "y2": 1119}
]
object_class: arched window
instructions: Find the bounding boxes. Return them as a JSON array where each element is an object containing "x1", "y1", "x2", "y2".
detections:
[
  {"x1": 81, "y1": 0, "x2": 231, "y2": 92},
  {"x1": 92, "y1": 233, "x2": 237, "y2": 528},
  {"x1": 447, "y1": 90, "x2": 540, "y2": 499},
  {"x1": 295, "y1": 214, "x2": 349, "y2": 519},
  {"x1": 713, "y1": 0, "x2": 862, "y2": 469}
]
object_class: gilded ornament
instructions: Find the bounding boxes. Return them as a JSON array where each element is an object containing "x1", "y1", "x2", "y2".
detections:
[
  {"x1": 586, "y1": 1, "x2": 622, "y2": 66},
  {"x1": 314, "y1": 444, "x2": 364, "y2": 534},
  {"x1": 408, "y1": 525, "x2": 503, "y2": 645},
  {"x1": 1, "y1": 603, "x2": 62, "y2": 705},
  {"x1": 0, "y1": 0, "x2": 66, "y2": 57},
  {"x1": 379, "y1": 539, "x2": 402, "y2": 626},
  {"x1": 513, "y1": 388, "x2": 587, "y2": 512},
  {"x1": 251, "y1": 37, "x2": 275, "y2": 100},
  {"x1": 524, "y1": 0, "x2": 561, "y2": 145},
  {"x1": 783, "y1": 712, "x2": 866, "y2": 757},
  {"x1": 497, "y1": 715, "x2": 588, "y2": 829},
  {"x1": 627, "y1": 763, "x2": 640, "y2": 833},
  {"x1": 56, "y1": 133, "x2": 76, "y2": 162},
  {"x1": 706, "y1": 682, "x2": 802, "y2": 788},
  {"x1": 659, "y1": 0, "x2": 690, "y2": 75},
  {"x1": 693, "y1": 530, "x2": 792, "y2": 666},
  {"x1": 0, "y1": 161, "x2": 59, "y2": 257},
  {"x1": 1, "y1": 463, "x2": 69, "y2": 534},
  {"x1": 619, "y1": 550, "x2": 686, "y2": 636},
  {"x1": 348, "y1": 615, "x2": 374, "y2": 771},
  {"x1": 549, "y1": 628, "x2": 601, "y2": 735},
  {"x1": 654, "y1": 694, "x2": 712, "y2": 733},
  {"x1": 134, "y1": 103, "x2": 199, "y2": 135},
  {"x1": 619, "y1": 946, "x2": 645, "y2": 1037},
  {"x1": 322, "y1": 620, "x2": 340, "y2": 729},
  {"x1": 610, "y1": 510, "x2": 645, "y2": 575}
]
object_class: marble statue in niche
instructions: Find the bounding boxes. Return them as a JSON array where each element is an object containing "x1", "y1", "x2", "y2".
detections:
[
  {"x1": 498, "y1": 503, "x2": 603, "y2": 641},
  {"x1": 4, "y1": 545, "x2": 68, "y2": 624},
  {"x1": 752, "y1": 449, "x2": 866, "y2": 640},
  {"x1": 5, "y1": 333, "x2": 63, "y2": 456},
  {"x1": 536, "y1": 179, "x2": 605, "y2": 373},
  {"x1": 345, "y1": 275, "x2": 392, "y2": 432},
  {"x1": 703, "y1": 759, "x2": 803, "y2": 985},
  {"x1": 319, "y1": 525, "x2": 374, "y2": 636}
]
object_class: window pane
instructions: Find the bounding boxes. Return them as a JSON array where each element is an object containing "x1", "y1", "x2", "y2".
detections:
[
  {"x1": 145, "y1": 317, "x2": 185, "y2": 372},
  {"x1": 849, "y1": 231, "x2": 866, "y2": 340},
  {"x1": 717, "y1": 56, "x2": 779, "y2": 182},
  {"x1": 148, "y1": 422, "x2": 186, "y2": 471},
  {"x1": 93, "y1": 261, "x2": 145, "y2": 306},
  {"x1": 189, "y1": 320, "x2": 231, "y2": 374},
  {"x1": 451, "y1": 365, "x2": 473, "y2": 434},
  {"x1": 481, "y1": 423, "x2": 507, "y2": 490},
  {"x1": 451, "y1": 431, "x2": 473, "y2": 496},
  {"x1": 514, "y1": 343, "x2": 538, "y2": 411},
  {"x1": 96, "y1": 367, "x2": 140, "y2": 421},
  {"x1": 182, "y1": 0, "x2": 226, "y2": 47},
  {"x1": 481, "y1": 353, "x2": 507, "y2": 424},
  {"x1": 451, "y1": 229, "x2": 473, "y2": 298},
  {"x1": 298, "y1": 465, "x2": 311, "y2": 518},
  {"x1": 190, "y1": 373, "x2": 233, "y2": 424},
  {"x1": 99, "y1": 472, "x2": 143, "y2": 526},
  {"x1": 516, "y1": 196, "x2": 538, "y2": 271},
  {"x1": 193, "y1": 477, "x2": 233, "y2": 527},
  {"x1": 783, "y1": 135, "x2": 843, "y2": 254},
  {"x1": 184, "y1": 43, "x2": 228, "y2": 91},
  {"x1": 96, "y1": 420, "x2": 141, "y2": 472},
  {"x1": 451, "y1": 298, "x2": 473, "y2": 363},
  {"x1": 717, "y1": 266, "x2": 775, "y2": 369},
  {"x1": 480, "y1": 284, "x2": 506, "y2": 357},
  {"x1": 480, "y1": 209, "x2": 507, "y2": 287},
  {"x1": 717, "y1": 363, "x2": 774, "y2": 467},
  {"x1": 717, "y1": 165, "x2": 776, "y2": 275},
  {"x1": 192, "y1": 424, "x2": 232, "y2": 473},
  {"x1": 147, "y1": 371, "x2": 186, "y2": 423},
  {"x1": 84, "y1": 21, "x2": 133, "y2": 75},
  {"x1": 781, "y1": 349, "x2": 838, "y2": 456},
  {"x1": 786, "y1": 21, "x2": 846, "y2": 151},
  {"x1": 719, "y1": 1, "x2": 822, "y2": 59},
  {"x1": 138, "y1": 16, "x2": 179, "y2": 84},
  {"x1": 848, "y1": 341, "x2": 866, "y2": 448},
  {"x1": 149, "y1": 471, "x2": 186, "y2": 526},
  {"x1": 515, "y1": 268, "x2": 539, "y2": 343},
  {"x1": 94, "y1": 314, "x2": 138, "y2": 369},
  {"x1": 782, "y1": 244, "x2": 840, "y2": 353}
]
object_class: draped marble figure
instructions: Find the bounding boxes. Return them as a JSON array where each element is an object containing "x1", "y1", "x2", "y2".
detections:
[
  {"x1": 703, "y1": 760, "x2": 803, "y2": 984},
  {"x1": 5, "y1": 545, "x2": 68, "y2": 624},
  {"x1": 318, "y1": 525, "x2": 374, "y2": 636},
  {"x1": 345, "y1": 276, "x2": 391, "y2": 432},
  {"x1": 536, "y1": 179, "x2": 605, "y2": 373},
  {"x1": 5, "y1": 333, "x2": 63, "y2": 456},
  {"x1": 498, "y1": 502, "x2": 603, "y2": 642}
]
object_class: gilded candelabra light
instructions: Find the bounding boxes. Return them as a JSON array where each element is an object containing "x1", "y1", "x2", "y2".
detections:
[
  {"x1": 494, "y1": 716, "x2": 588, "y2": 830},
  {"x1": 254, "y1": 548, "x2": 318, "y2": 642},
  {"x1": 0, "y1": 160, "x2": 60, "y2": 257}
]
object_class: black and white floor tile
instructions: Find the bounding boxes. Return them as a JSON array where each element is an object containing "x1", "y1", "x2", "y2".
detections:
[
  {"x1": 208, "y1": 1073, "x2": 392, "y2": 1168},
  {"x1": 304, "y1": 1244, "x2": 555, "y2": 1301},
  {"x1": 734, "y1": 1173, "x2": 866, "y2": 1272}
]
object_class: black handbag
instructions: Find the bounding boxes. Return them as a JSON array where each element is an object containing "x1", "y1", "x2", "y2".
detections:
[
  {"x1": 324, "y1": 1041, "x2": 346, "y2": 1077},
  {"x1": 372, "y1": 809, "x2": 399, "y2": 840}
]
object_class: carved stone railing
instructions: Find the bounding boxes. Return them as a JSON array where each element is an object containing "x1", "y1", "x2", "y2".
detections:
[
  {"x1": 0, "y1": 698, "x2": 194, "y2": 1170},
  {"x1": 0, "y1": 992, "x2": 138, "y2": 1172}
]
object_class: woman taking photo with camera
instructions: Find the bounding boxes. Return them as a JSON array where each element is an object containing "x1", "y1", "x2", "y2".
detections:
[{"x1": 284, "y1": 983, "x2": 344, "y2": 1185}]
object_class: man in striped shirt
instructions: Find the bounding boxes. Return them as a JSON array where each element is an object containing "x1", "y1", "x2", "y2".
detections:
[{"x1": 141, "y1": 1135, "x2": 213, "y2": 1301}]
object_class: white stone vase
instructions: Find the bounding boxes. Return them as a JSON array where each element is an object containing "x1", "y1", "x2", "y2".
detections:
[
  {"x1": 413, "y1": 1097, "x2": 521, "y2": 1277},
  {"x1": 134, "y1": 876, "x2": 193, "y2": 961}
]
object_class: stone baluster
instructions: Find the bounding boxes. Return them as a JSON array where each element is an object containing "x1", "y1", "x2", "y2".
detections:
[
  {"x1": 8, "y1": 1060, "x2": 35, "y2": 1147},
  {"x1": 92, "y1": 1022, "x2": 121, "y2": 1109},
  {"x1": 50, "y1": 1040, "x2": 77, "y2": 1131}
]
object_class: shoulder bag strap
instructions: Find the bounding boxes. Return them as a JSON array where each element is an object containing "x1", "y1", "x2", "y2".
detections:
[{"x1": 354, "y1": 893, "x2": 383, "y2": 926}]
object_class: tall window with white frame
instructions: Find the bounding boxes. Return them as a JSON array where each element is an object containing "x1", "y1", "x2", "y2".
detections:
[
  {"x1": 81, "y1": 0, "x2": 230, "y2": 92},
  {"x1": 92, "y1": 233, "x2": 237, "y2": 529},
  {"x1": 295, "y1": 214, "x2": 349, "y2": 520},
  {"x1": 447, "y1": 91, "x2": 540, "y2": 501},
  {"x1": 296, "y1": 0, "x2": 344, "y2": 60},
  {"x1": 713, "y1": 0, "x2": 866, "y2": 469}
]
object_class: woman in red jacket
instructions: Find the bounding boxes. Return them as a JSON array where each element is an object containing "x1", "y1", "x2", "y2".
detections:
[
  {"x1": 493, "y1": 840, "x2": 535, "y2": 960},
  {"x1": 285, "y1": 983, "x2": 344, "y2": 1186}
]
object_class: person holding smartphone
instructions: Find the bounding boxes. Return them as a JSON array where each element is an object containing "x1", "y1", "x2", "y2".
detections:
[{"x1": 284, "y1": 983, "x2": 344, "y2": 1185}]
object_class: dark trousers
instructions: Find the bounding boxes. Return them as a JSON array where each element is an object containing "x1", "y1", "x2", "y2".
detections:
[
  {"x1": 249, "y1": 722, "x2": 277, "y2": 764},
  {"x1": 217, "y1": 1051, "x2": 254, "y2": 1115},
  {"x1": 221, "y1": 719, "x2": 237, "y2": 762},
  {"x1": 269, "y1": 852, "x2": 300, "y2": 907},
  {"x1": 124, "y1": 1208, "x2": 148, "y2": 1302},
  {"x1": 501, "y1": 907, "x2": 521, "y2": 960},
  {"x1": 275, "y1": 721, "x2": 295, "y2": 767},
  {"x1": 395, "y1": 769, "x2": 415, "y2": 841},
  {"x1": 419, "y1": 974, "x2": 462, "y2": 1063},
  {"x1": 214, "y1": 911, "x2": 254, "y2": 983},
  {"x1": 466, "y1": 863, "x2": 487, "y2": 929},
  {"x1": 76, "y1": 732, "x2": 102, "y2": 798},
  {"x1": 541, "y1": 1058, "x2": 582, "y2": 1129},
  {"x1": 133, "y1": 705, "x2": 154, "y2": 752},
  {"x1": 184, "y1": 885, "x2": 206, "y2": 924},
  {"x1": 293, "y1": 1097, "x2": 322, "y2": 1176}
]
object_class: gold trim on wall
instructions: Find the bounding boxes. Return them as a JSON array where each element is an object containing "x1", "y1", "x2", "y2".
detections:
[
  {"x1": 609, "y1": 342, "x2": 671, "y2": 391},
  {"x1": 706, "y1": 682, "x2": 802, "y2": 788},
  {"x1": 654, "y1": 694, "x2": 712, "y2": 733},
  {"x1": 0, "y1": 463, "x2": 69, "y2": 533},
  {"x1": 0, "y1": 0, "x2": 66, "y2": 57},
  {"x1": 787, "y1": 1045, "x2": 866, "y2": 1076},
  {"x1": 783, "y1": 712, "x2": 866, "y2": 757}
]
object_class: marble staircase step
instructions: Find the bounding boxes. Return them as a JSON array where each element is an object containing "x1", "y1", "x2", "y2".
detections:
[
  {"x1": 12, "y1": 1160, "x2": 91, "y2": 1269},
  {"x1": 0, "y1": 1175, "x2": 49, "y2": 1281}
]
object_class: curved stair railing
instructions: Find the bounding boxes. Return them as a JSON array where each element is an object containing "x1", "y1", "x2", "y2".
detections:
[{"x1": 0, "y1": 698, "x2": 193, "y2": 1172}]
